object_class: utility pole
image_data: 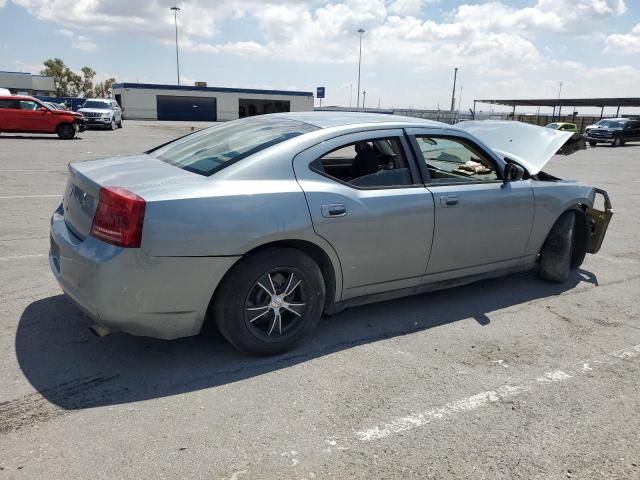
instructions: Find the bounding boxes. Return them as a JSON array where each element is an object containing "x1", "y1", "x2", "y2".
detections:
[
  {"x1": 171, "y1": 6, "x2": 181, "y2": 85},
  {"x1": 356, "y1": 29, "x2": 365, "y2": 110},
  {"x1": 349, "y1": 83, "x2": 353, "y2": 108},
  {"x1": 557, "y1": 81, "x2": 563, "y2": 119},
  {"x1": 450, "y1": 67, "x2": 458, "y2": 112},
  {"x1": 362, "y1": 90, "x2": 366, "y2": 109}
]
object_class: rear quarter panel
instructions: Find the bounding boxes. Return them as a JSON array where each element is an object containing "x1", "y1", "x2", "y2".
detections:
[{"x1": 526, "y1": 180, "x2": 595, "y2": 255}]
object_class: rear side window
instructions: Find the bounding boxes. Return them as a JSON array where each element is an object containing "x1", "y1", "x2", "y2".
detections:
[
  {"x1": 311, "y1": 137, "x2": 415, "y2": 188},
  {"x1": 0, "y1": 100, "x2": 19, "y2": 109},
  {"x1": 151, "y1": 117, "x2": 318, "y2": 176}
]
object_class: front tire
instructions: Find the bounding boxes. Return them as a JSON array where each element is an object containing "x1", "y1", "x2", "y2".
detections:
[
  {"x1": 213, "y1": 248, "x2": 325, "y2": 355},
  {"x1": 117, "y1": 118, "x2": 123, "y2": 128},
  {"x1": 56, "y1": 123, "x2": 75, "y2": 140},
  {"x1": 612, "y1": 137, "x2": 623, "y2": 147},
  {"x1": 588, "y1": 141, "x2": 596, "y2": 147},
  {"x1": 538, "y1": 211, "x2": 575, "y2": 283},
  {"x1": 110, "y1": 118, "x2": 116, "y2": 130}
]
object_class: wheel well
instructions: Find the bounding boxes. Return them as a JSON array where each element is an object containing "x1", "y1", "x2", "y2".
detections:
[
  {"x1": 245, "y1": 240, "x2": 337, "y2": 314},
  {"x1": 570, "y1": 206, "x2": 588, "y2": 269},
  {"x1": 206, "y1": 240, "x2": 338, "y2": 329}
]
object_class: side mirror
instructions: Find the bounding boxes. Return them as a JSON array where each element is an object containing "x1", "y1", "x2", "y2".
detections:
[
  {"x1": 38, "y1": 106, "x2": 49, "y2": 112},
  {"x1": 503, "y1": 163, "x2": 525, "y2": 184}
]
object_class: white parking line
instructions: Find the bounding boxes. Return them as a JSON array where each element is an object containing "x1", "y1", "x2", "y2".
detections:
[
  {"x1": 0, "y1": 254, "x2": 46, "y2": 262},
  {"x1": 0, "y1": 195, "x2": 61, "y2": 199},
  {"x1": 355, "y1": 344, "x2": 640, "y2": 442}
]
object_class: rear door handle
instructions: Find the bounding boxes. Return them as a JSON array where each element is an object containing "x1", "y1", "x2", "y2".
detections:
[
  {"x1": 321, "y1": 204, "x2": 347, "y2": 217},
  {"x1": 441, "y1": 195, "x2": 459, "y2": 207}
]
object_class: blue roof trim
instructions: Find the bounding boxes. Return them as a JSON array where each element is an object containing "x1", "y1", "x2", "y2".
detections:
[{"x1": 112, "y1": 82, "x2": 313, "y2": 97}]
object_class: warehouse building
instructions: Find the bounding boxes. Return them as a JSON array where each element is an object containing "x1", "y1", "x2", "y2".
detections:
[
  {"x1": 111, "y1": 83, "x2": 314, "y2": 122},
  {"x1": 0, "y1": 71, "x2": 55, "y2": 96}
]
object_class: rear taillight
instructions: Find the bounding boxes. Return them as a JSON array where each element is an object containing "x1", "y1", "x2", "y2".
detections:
[{"x1": 90, "y1": 186, "x2": 145, "y2": 248}]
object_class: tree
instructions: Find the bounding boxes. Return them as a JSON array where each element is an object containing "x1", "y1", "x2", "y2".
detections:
[
  {"x1": 41, "y1": 58, "x2": 75, "y2": 97},
  {"x1": 41, "y1": 59, "x2": 113, "y2": 98},
  {"x1": 93, "y1": 77, "x2": 116, "y2": 98}
]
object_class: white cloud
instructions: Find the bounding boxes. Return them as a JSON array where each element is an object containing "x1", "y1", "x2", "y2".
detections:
[
  {"x1": 0, "y1": 0, "x2": 7, "y2": 7},
  {"x1": 54, "y1": 26, "x2": 98, "y2": 51},
  {"x1": 55, "y1": 28, "x2": 74, "y2": 37},
  {"x1": 604, "y1": 23, "x2": 640, "y2": 53},
  {"x1": 8, "y1": 0, "x2": 638, "y2": 109}
]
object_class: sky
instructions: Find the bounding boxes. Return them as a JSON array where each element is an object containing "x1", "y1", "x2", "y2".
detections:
[{"x1": 1, "y1": 0, "x2": 639, "y2": 114}]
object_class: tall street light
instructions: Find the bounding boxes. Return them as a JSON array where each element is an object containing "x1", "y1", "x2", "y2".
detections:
[
  {"x1": 171, "y1": 6, "x2": 181, "y2": 85},
  {"x1": 450, "y1": 67, "x2": 458, "y2": 112},
  {"x1": 356, "y1": 29, "x2": 365, "y2": 110}
]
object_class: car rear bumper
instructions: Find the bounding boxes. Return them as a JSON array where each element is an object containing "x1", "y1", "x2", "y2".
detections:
[{"x1": 49, "y1": 205, "x2": 240, "y2": 340}]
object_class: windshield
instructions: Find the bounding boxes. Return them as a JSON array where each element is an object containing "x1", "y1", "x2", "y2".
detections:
[
  {"x1": 150, "y1": 116, "x2": 318, "y2": 176},
  {"x1": 597, "y1": 120, "x2": 625, "y2": 129},
  {"x1": 81, "y1": 101, "x2": 112, "y2": 109}
]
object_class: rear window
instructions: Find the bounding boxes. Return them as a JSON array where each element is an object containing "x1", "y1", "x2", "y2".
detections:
[{"x1": 150, "y1": 116, "x2": 318, "y2": 176}]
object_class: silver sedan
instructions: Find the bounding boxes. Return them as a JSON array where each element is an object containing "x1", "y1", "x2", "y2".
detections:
[{"x1": 49, "y1": 112, "x2": 612, "y2": 354}]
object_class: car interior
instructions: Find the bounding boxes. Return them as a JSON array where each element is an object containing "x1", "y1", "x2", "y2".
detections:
[
  {"x1": 415, "y1": 136, "x2": 499, "y2": 183},
  {"x1": 313, "y1": 137, "x2": 414, "y2": 188}
]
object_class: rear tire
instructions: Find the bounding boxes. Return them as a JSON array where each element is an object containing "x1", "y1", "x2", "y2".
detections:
[
  {"x1": 56, "y1": 123, "x2": 75, "y2": 140},
  {"x1": 213, "y1": 248, "x2": 325, "y2": 355},
  {"x1": 538, "y1": 211, "x2": 575, "y2": 283},
  {"x1": 117, "y1": 118, "x2": 123, "y2": 128}
]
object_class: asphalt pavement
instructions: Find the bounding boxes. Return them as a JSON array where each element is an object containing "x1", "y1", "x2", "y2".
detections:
[{"x1": 0, "y1": 121, "x2": 638, "y2": 479}]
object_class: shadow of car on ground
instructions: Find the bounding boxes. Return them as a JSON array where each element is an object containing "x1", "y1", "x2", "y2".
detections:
[{"x1": 14, "y1": 269, "x2": 597, "y2": 413}]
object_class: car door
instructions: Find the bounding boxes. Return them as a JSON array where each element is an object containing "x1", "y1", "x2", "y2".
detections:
[
  {"x1": 624, "y1": 121, "x2": 640, "y2": 142},
  {"x1": 293, "y1": 129, "x2": 435, "y2": 300},
  {"x1": 405, "y1": 128, "x2": 535, "y2": 280},
  {"x1": 0, "y1": 99, "x2": 21, "y2": 131},
  {"x1": 15, "y1": 100, "x2": 51, "y2": 132},
  {"x1": 111, "y1": 101, "x2": 121, "y2": 122}
]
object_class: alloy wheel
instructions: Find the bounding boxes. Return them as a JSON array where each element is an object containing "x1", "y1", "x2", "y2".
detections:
[{"x1": 244, "y1": 269, "x2": 308, "y2": 339}]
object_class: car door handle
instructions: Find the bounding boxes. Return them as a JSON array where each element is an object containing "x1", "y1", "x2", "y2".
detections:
[
  {"x1": 321, "y1": 204, "x2": 347, "y2": 217},
  {"x1": 441, "y1": 195, "x2": 459, "y2": 207}
]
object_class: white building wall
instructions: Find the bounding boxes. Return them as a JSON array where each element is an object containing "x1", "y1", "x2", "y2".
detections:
[{"x1": 114, "y1": 87, "x2": 313, "y2": 121}]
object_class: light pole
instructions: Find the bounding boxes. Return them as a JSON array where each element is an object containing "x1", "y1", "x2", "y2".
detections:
[
  {"x1": 349, "y1": 83, "x2": 353, "y2": 108},
  {"x1": 171, "y1": 6, "x2": 181, "y2": 85},
  {"x1": 362, "y1": 90, "x2": 366, "y2": 109},
  {"x1": 557, "y1": 81, "x2": 564, "y2": 119},
  {"x1": 450, "y1": 67, "x2": 458, "y2": 112},
  {"x1": 356, "y1": 29, "x2": 365, "y2": 109}
]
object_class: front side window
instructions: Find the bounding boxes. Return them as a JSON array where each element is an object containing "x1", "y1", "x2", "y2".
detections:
[
  {"x1": 151, "y1": 116, "x2": 318, "y2": 176},
  {"x1": 312, "y1": 137, "x2": 414, "y2": 188},
  {"x1": 415, "y1": 136, "x2": 499, "y2": 183}
]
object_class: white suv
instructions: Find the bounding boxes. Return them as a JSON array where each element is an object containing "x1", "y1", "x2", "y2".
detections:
[{"x1": 77, "y1": 99, "x2": 123, "y2": 130}]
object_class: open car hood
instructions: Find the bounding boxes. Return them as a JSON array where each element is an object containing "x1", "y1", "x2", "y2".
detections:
[{"x1": 455, "y1": 120, "x2": 585, "y2": 175}]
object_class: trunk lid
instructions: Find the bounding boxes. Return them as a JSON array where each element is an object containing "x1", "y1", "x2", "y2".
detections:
[
  {"x1": 455, "y1": 120, "x2": 585, "y2": 175},
  {"x1": 63, "y1": 154, "x2": 199, "y2": 239}
]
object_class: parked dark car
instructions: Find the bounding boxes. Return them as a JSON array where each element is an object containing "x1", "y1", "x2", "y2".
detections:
[
  {"x1": 586, "y1": 118, "x2": 640, "y2": 147},
  {"x1": 0, "y1": 95, "x2": 85, "y2": 139}
]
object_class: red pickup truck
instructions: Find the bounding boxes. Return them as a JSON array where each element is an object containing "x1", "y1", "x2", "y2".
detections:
[{"x1": 0, "y1": 95, "x2": 85, "y2": 139}]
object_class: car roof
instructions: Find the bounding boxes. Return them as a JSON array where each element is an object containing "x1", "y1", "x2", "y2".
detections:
[
  {"x1": 0, "y1": 94, "x2": 36, "y2": 101},
  {"x1": 271, "y1": 111, "x2": 448, "y2": 129}
]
